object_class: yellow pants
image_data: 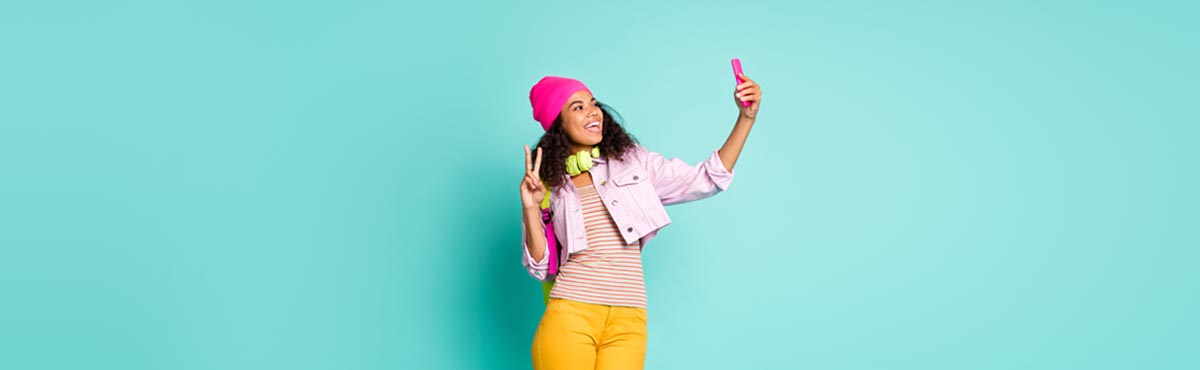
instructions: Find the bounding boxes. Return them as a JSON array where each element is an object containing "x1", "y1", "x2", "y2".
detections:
[{"x1": 532, "y1": 298, "x2": 648, "y2": 370}]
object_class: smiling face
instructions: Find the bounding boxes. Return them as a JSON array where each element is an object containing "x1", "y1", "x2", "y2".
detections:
[{"x1": 559, "y1": 90, "x2": 604, "y2": 150}]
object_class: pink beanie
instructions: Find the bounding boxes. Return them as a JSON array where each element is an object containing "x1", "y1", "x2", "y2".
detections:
[{"x1": 529, "y1": 76, "x2": 591, "y2": 131}]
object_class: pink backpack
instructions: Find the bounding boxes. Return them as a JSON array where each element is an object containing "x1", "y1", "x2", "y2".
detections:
[{"x1": 539, "y1": 190, "x2": 561, "y2": 304}]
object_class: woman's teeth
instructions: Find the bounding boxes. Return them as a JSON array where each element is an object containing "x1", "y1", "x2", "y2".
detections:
[{"x1": 585, "y1": 122, "x2": 601, "y2": 132}]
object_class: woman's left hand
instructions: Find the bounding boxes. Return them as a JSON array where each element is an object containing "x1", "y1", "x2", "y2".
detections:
[{"x1": 734, "y1": 73, "x2": 761, "y2": 119}]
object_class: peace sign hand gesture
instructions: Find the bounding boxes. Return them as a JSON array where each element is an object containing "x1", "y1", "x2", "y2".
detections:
[{"x1": 519, "y1": 145, "x2": 547, "y2": 211}]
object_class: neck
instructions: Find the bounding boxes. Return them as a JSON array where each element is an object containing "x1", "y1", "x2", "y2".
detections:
[{"x1": 567, "y1": 143, "x2": 594, "y2": 155}]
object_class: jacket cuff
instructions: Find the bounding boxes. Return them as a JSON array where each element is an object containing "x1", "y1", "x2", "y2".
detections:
[
  {"x1": 524, "y1": 240, "x2": 549, "y2": 268},
  {"x1": 521, "y1": 220, "x2": 550, "y2": 281},
  {"x1": 704, "y1": 149, "x2": 735, "y2": 191}
]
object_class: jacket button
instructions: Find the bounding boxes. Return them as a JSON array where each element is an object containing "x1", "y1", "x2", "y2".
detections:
[
  {"x1": 601, "y1": 180, "x2": 607, "y2": 186},
  {"x1": 611, "y1": 199, "x2": 618, "y2": 206},
  {"x1": 632, "y1": 175, "x2": 639, "y2": 181},
  {"x1": 626, "y1": 226, "x2": 633, "y2": 233}
]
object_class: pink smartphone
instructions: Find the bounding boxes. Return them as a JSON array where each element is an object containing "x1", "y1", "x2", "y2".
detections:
[{"x1": 731, "y1": 58, "x2": 750, "y2": 107}]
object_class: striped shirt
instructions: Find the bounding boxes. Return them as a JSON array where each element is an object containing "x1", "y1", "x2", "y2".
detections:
[{"x1": 549, "y1": 184, "x2": 648, "y2": 308}]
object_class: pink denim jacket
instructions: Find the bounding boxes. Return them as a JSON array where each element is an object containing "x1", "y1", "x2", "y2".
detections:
[{"x1": 521, "y1": 145, "x2": 735, "y2": 281}]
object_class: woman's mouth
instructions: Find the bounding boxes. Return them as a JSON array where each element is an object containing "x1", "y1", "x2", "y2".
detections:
[{"x1": 585, "y1": 121, "x2": 601, "y2": 134}]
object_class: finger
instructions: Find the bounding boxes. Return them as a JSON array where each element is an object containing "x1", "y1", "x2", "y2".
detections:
[
  {"x1": 533, "y1": 147, "x2": 543, "y2": 175},
  {"x1": 525, "y1": 176, "x2": 537, "y2": 191},
  {"x1": 736, "y1": 87, "x2": 759, "y2": 98},
  {"x1": 532, "y1": 178, "x2": 545, "y2": 192},
  {"x1": 738, "y1": 73, "x2": 754, "y2": 84},
  {"x1": 524, "y1": 145, "x2": 533, "y2": 172}
]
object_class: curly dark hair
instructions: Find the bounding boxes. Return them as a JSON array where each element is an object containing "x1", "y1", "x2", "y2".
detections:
[{"x1": 535, "y1": 102, "x2": 638, "y2": 189}]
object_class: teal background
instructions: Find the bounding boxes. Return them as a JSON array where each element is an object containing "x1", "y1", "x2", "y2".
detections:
[{"x1": 1, "y1": 0, "x2": 1197, "y2": 369}]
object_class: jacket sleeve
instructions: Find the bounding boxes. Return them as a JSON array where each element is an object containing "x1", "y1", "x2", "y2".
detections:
[
  {"x1": 521, "y1": 214, "x2": 551, "y2": 281},
  {"x1": 638, "y1": 145, "x2": 735, "y2": 206}
]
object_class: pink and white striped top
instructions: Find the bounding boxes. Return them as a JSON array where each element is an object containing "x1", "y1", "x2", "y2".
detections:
[{"x1": 549, "y1": 184, "x2": 647, "y2": 308}]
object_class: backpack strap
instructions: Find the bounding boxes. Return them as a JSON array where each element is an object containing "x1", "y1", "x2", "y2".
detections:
[{"x1": 540, "y1": 186, "x2": 558, "y2": 304}]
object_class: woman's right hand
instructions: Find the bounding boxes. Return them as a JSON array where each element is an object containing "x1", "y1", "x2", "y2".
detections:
[{"x1": 520, "y1": 145, "x2": 547, "y2": 211}]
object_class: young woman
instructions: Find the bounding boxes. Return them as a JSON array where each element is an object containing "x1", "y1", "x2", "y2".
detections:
[{"x1": 519, "y1": 74, "x2": 761, "y2": 370}]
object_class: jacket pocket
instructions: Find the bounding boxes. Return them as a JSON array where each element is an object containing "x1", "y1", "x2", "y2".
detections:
[
  {"x1": 609, "y1": 168, "x2": 670, "y2": 237},
  {"x1": 611, "y1": 169, "x2": 648, "y2": 187}
]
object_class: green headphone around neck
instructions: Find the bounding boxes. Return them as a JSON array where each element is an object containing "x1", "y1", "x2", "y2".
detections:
[{"x1": 565, "y1": 147, "x2": 600, "y2": 176}]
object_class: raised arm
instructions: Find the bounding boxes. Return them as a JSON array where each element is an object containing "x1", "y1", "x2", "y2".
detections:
[
  {"x1": 718, "y1": 73, "x2": 762, "y2": 171},
  {"x1": 519, "y1": 146, "x2": 550, "y2": 280}
]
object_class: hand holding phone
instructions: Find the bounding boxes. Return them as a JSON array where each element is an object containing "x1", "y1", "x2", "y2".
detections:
[{"x1": 731, "y1": 58, "x2": 750, "y2": 107}]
